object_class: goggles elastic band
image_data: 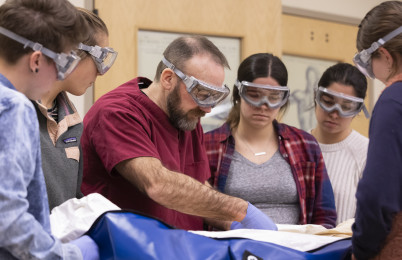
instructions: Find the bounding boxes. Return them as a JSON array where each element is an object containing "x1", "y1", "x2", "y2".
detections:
[
  {"x1": 354, "y1": 26, "x2": 402, "y2": 79},
  {"x1": 0, "y1": 26, "x2": 80, "y2": 80}
]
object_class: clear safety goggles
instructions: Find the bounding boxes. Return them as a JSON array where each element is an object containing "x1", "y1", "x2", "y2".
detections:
[
  {"x1": 161, "y1": 57, "x2": 230, "y2": 107},
  {"x1": 0, "y1": 26, "x2": 80, "y2": 80},
  {"x1": 315, "y1": 86, "x2": 370, "y2": 118},
  {"x1": 353, "y1": 26, "x2": 402, "y2": 79},
  {"x1": 235, "y1": 80, "x2": 290, "y2": 109},
  {"x1": 78, "y1": 43, "x2": 117, "y2": 75}
]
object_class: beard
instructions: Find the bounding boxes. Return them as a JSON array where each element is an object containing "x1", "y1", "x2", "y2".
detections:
[{"x1": 167, "y1": 83, "x2": 206, "y2": 131}]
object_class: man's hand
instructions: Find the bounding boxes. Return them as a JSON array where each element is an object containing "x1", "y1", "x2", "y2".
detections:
[{"x1": 230, "y1": 202, "x2": 277, "y2": 230}]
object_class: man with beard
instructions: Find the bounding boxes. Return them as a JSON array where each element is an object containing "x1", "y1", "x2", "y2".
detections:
[{"x1": 81, "y1": 35, "x2": 277, "y2": 231}]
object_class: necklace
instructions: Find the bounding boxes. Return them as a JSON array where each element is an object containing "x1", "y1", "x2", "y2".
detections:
[{"x1": 240, "y1": 138, "x2": 267, "y2": 156}]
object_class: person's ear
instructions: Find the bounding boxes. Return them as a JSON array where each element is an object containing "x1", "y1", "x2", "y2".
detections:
[
  {"x1": 28, "y1": 51, "x2": 41, "y2": 73},
  {"x1": 378, "y1": 47, "x2": 394, "y2": 68},
  {"x1": 160, "y1": 68, "x2": 177, "y2": 91}
]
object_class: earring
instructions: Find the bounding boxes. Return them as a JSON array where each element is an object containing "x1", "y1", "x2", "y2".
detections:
[{"x1": 35, "y1": 68, "x2": 39, "y2": 73}]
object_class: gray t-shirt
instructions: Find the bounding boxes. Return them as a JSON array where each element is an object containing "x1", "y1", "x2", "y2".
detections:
[{"x1": 225, "y1": 150, "x2": 300, "y2": 224}]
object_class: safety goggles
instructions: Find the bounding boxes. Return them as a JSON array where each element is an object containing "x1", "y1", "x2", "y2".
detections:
[
  {"x1": 0, "y1": 26, "x2": 80, "y2": 80},
  {"x1": 161, "y1": 57, "x2": 230, "y2": 107},
  {"x1": 315, "y1": 86, "x2": 370, "y2": 118},
  {"x1": 353, "y1": 26, "x2": 402, "y2": 79},
  {"x1": 78, "y1": 43, "x2": 117, "y2": 75},
  {"x1": 235, "y1": 80, "x2": 290, "y2": 109}
]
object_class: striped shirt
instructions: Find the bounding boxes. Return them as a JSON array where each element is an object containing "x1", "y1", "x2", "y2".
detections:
[
  {"x1": 204, "y1": 121, "x2": 337, "y2": 228},
  {"x1": 318, "y1": 130, "x2": 368, "y2": 224}
]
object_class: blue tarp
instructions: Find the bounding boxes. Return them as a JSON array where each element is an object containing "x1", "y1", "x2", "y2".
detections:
[{"x1": 86, "y1": 211, "x2": 351, "y2": 260}]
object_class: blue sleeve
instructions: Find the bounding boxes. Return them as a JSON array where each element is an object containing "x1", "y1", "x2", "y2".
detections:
[
  {"x1": 352, "y1": 89, "x2": 402, "y2": 259},
  {"x1": 312, "y1": 141, "x2": 337, "y2": 228},
  {"x1": 0, "y1": 96, "x2": 81, "y2": 259}
]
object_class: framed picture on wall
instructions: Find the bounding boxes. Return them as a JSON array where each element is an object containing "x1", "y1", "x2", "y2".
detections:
[
  {"x1": 137, "y1": 30, "x2": 241, "y2": 132},
  {"x1": 281, "y1": 55, "x2": 337, "y2": 131}
]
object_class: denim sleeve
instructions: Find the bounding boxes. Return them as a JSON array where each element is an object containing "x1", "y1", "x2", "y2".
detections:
[{"x1": 0, "y1": 94, "x2": 82, "y2": 260}]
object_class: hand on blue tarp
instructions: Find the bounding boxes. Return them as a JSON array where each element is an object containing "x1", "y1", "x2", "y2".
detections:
[
  {"x1": 230, "y1": 202, "x2": 278, "y2": 230},
  {"x1": 70, "y1": 235, "x2": 100, "y2": 260}
]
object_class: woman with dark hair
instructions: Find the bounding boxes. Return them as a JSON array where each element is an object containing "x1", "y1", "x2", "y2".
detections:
[
  {"x1": 204, "y1": 53, "x2": 336, "y2": 228},
  {"x1": 311, "y1": 63, "x2": 368, "y2": 225},
  {"x1": 352, "y1": 1, "x2": 402, "y2": 259}
]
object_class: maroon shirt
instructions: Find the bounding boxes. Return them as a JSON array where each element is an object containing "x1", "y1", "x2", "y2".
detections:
[{"x1": 81, "y1": 77, "x2": 210, "y2": 230}]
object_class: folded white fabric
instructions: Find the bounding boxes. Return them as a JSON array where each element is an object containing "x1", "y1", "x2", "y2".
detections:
[
  {"x1": 190, "y1": 219, "x2": 354, "y2": 252},
  {"x1": 50, "y1": 193, "x2": 120, "y2": 242},
  {"x1": 277, "y1": 218, "x2": 354, "y2": 238}
]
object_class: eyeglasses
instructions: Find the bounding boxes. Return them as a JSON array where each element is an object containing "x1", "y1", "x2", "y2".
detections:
[
  {"x1": 315, "y1": 86, "x2": 370, "y2": 118},
  {"x1": 353, "y1": 26, "x2": 402, "y2": 79},
  {"x1": 235, "y1": 80, "x2": 290, "y2": 109},
  {"x1": 161, "y1": 57, "x2": 230, "y2": 108},
  {"x1": 78, "y1": 43, "x2": 117, "y2": 75},
  {"x1": 0, "y1": 26, "x2": 80, "y2": 80}
]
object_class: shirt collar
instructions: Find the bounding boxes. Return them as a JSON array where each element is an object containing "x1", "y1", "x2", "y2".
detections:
[
  {"x1": 0, "y1": 73, "x2": 16, "y2": 91},
  {"x1": 273, "y1": 119, "x2": 290, "y2": 140},
  {"x1": 220, "y1": 120, "x2": 291, "y2": 142}
]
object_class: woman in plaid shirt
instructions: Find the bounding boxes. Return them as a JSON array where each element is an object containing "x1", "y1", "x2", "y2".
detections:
[{"x1": 204, "y1": 53, "x2": 336, "y2": 228}]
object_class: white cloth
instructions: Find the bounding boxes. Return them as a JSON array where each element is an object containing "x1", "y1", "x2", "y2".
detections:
[
  {"x1": 318, "y1": 130, "x2": 368, "y2": 224},
  {"x1": 191, "y1": 219, "x2": 353, "y2": 252},
  {"x1": 50, "y1": 193, "x2": 120, "y2": 242}
]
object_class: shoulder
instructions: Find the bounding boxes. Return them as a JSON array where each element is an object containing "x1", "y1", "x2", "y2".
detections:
[
  {"x1": 375, "y1": 82, "x2": 402, "y2": 113},
  {"x1": 84, "y1": 77, "x2": 153, "y2": 125},
  {"x1": 204, "y1": 123, "x2": 231, "y2": 144},
  {"x1": 383, "y1": 81, "x2": 402, "y2": 99},
  {"x1": 370, "y1": 83, "x2": 402, "y2": 133},
  {"x1": 0, "y1": 87, "x2": 39, "y2": 145},
  {"x1": 276, "y1": 122, "x2": 323, "y2": 163},
  {"x1": 277, "y1": 122, "x2": 319, "y2": 145},
  {"x1": 0, "y1": 86, "x2": 36, "y2": 119},
  {"x1": 349, "y1": 130, "x2": 369, "y2": 149}
]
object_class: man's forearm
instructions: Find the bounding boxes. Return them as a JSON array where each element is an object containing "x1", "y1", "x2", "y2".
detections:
[{"x1": 116, "y1": 157, "x2": 247, "y2": 222}]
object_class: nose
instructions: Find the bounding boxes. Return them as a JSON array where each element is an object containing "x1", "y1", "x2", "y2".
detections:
[
  {"x1": 260, "y1": 102, "x2": 270, "y2": 110},
  {"x1": 328, "y1": 109, "x2": 340, "y2": 118},
  {"x1": 199, "y1": 106, "x2": 212, "y2": 113}
]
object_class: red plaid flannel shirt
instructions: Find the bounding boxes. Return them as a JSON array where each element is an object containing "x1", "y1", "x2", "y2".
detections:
[{"x1": 204, "y1": 121, "x2": 336, "y2": 228}]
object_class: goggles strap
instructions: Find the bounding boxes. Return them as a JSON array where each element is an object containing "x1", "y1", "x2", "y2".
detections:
[
  {"x1": 0, "y1": 26, "x2": 58, "y2": 60},
  {"x1": 365, "y1": 26, "x2": 402, "y2": 56},
  {"x1": 78, "y1": 43, "x2": 92, "y2": 52},
  {"x1": 381, "y1": 26, "x2": 402, "y2": 43},
  {"x1": 162, "y1": 57, "x2": 187, "y2": 81},
  {"x1": 362, "y1": 104, "x2": 370, "y2": 119}
]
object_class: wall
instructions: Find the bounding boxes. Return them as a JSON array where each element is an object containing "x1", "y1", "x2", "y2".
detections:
[
  {"x1": 282, "y1": 0, "x2": 387, "y2": 25},
  {"x1": 0, "y1": 0, "x2": 389, "y2": 118},
  {"x1": 93, "y1": 0, "x2": 282, "y2": 100},
  {"x1": 282, "y1": 0, "x2": 387, "y2": 108}
]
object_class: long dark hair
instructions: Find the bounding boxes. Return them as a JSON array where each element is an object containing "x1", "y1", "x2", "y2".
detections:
[
  {"x1": 318, "y1": 63, "x2": 367, "y2": 99},
  {"x1": 226, "y1": 53, "x2": 288, "y2": 129}
]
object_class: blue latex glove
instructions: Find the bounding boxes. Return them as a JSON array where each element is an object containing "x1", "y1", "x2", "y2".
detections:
[
  {"x1": 70, "y1": 235, "x2": 100, "y2": 260},
  {"x1": 231, "y1": 202, "x2": 278, "y2": 230}
]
